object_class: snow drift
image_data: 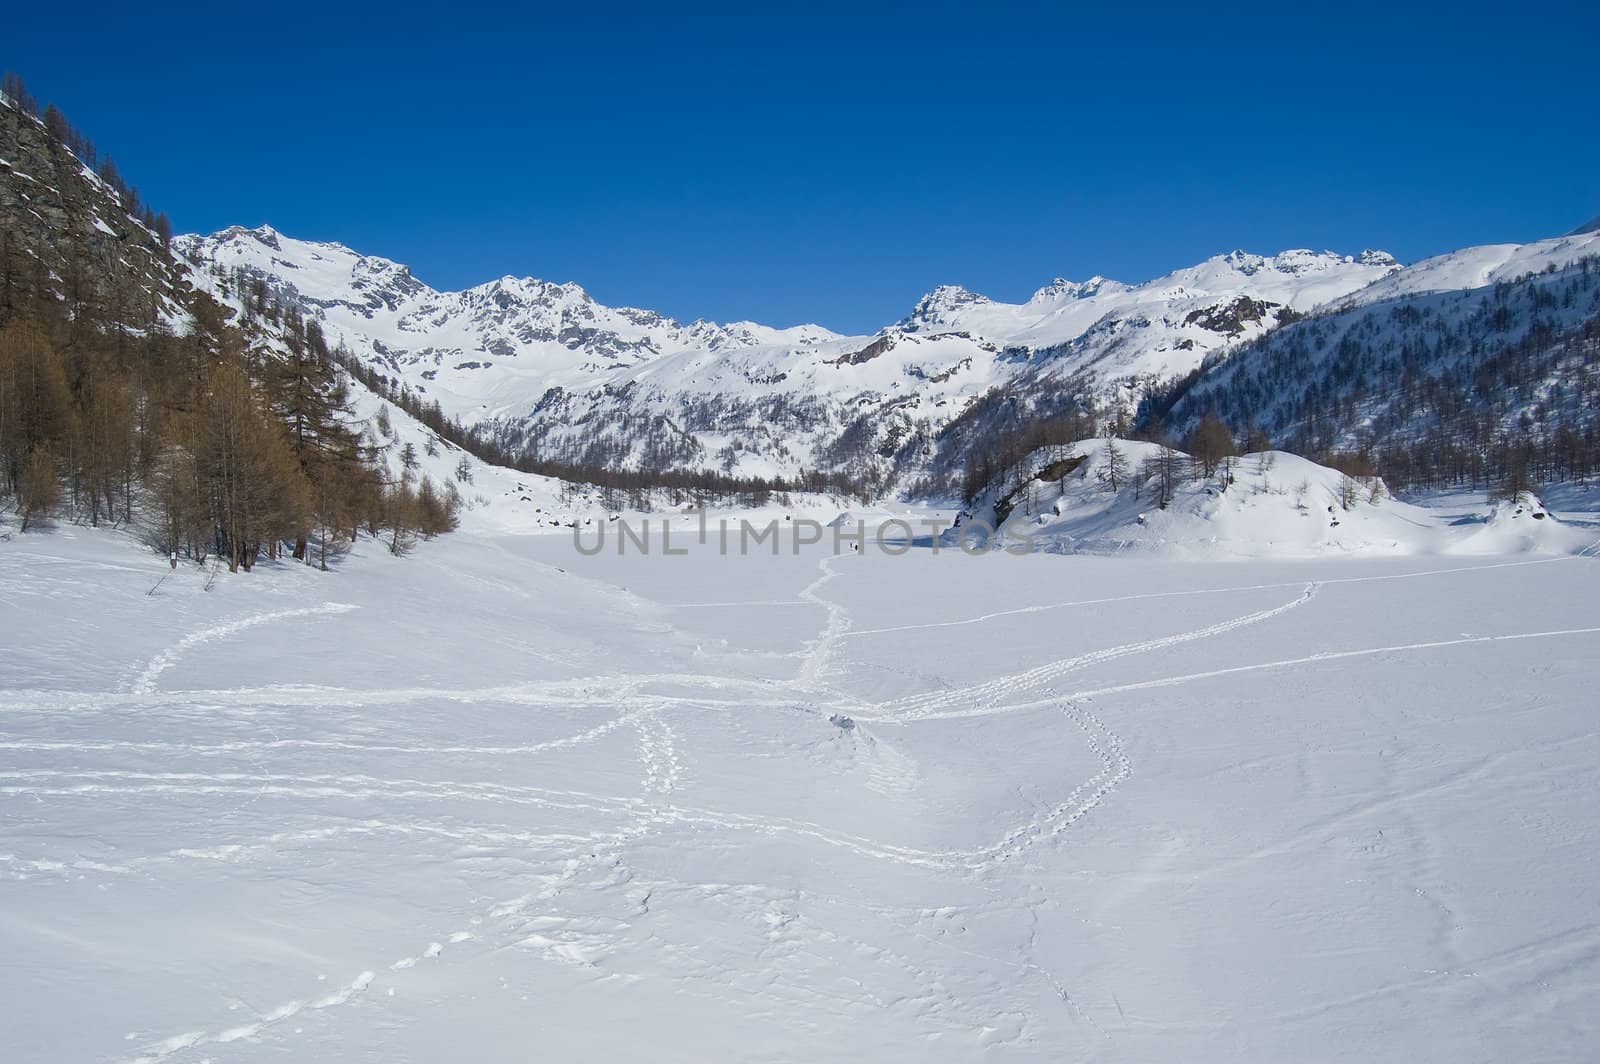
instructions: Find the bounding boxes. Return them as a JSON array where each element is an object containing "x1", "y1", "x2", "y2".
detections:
[{"x1": 967, "y1": 440, "x2": 1593, "y2": 559}]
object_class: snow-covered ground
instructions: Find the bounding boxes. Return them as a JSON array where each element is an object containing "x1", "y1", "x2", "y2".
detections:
[
  {"x1": 3, "y1": 513, "x2": 1599, "y2": 1062},
  {"x1": 974, "y1": 441, "x2": 1598, "y2": 559}
]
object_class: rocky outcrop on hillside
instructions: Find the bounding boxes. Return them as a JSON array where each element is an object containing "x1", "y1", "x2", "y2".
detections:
[{"x1": 0, "y1": 95, "x2": 184, "y2": 327}]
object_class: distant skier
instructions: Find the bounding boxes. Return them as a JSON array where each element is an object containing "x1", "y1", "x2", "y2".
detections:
[{"x1": 169, "y1": 550, "x2": 178, "y2": 571}]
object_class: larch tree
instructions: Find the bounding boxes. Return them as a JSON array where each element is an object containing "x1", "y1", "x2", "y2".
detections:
[
  {"x1": 148, "y1": 434, "x2": 208, "y2": 560},
  {"x1": 0, "y1": 319, "x2": 73, "y2": 499},
  {"x1": 1147, "y1": 443, "x2": 1183, "y2": 510},
  {"x1": 18, "y1": 445, "x2": 60, "y2": 531},
  {"x1": 1187, "y1": 412, "x2": 1238, "y2": 478},
  {"x1": 70, "y1": 351, "x2": 135, "y2": 526},
  {"x1": 199, "y1": 361, "x2": 310, "y2": 571},
  {"x1": 260, "y1": 316, "x2": 364, "y2": 561},
  {"x1": 1101, "y1": 436, "x2": 1130, "y2": 493}
]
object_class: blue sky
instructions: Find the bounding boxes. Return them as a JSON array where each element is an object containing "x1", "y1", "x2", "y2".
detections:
[{"x1": 8, "y1": 2, "x2": 1598, "y2": 332}]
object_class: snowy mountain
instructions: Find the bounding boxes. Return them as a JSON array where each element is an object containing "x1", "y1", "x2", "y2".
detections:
[
  {"x1": 1335, "y1": 228, "x2": 1600, "y2": 310},
  {"x1": 175, "y1": 226, "x2": 849, "y2": 417},
  {"x1": 901, "y1": 248, "x2": 1400, "y2": 357},
  {"x1": 1157, "y1": 240, "x2": 1600, "y2": 480},
  {"x1": 176, "y1": 227, "x2": 1399, "y2": 487},
  {"x1": 171, "y1": 215, "x2": 1600, "y2": 502}
]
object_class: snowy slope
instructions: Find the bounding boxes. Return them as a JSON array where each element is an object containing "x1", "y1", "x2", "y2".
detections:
[
  {"x1": 1339, "y1": 228, "x2": 1600, "y2": 308},
  {"x1": 1160, "y1": 253, "x2": 1600, "y2": 455},
  {"x1": 905, "y1": 249, "x2": 1399, "y2": 370}
]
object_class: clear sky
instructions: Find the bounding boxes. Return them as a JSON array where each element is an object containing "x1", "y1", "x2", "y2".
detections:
[{"x1": 7, "y1": 1, "x2": 1598, "y2": 332}]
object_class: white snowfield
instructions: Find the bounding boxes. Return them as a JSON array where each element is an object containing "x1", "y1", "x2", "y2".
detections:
[{"x1": 3, "y1": 509, "x2": 1599, "y2": 1063}]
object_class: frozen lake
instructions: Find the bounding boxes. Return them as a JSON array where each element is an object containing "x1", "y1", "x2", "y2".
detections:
[{"x1": 3, "y1": 526, "x2": 1598, "y2": 1062}]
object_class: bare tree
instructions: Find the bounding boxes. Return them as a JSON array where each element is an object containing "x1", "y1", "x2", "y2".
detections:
[
  {"x1": 1101, "y1": 436, "x2": 1130, "y2": 492},
  {"x1": 18, "y1": 446, "x2": 59, "y2": 531},
  {"x1": 1339, "y1": 475, "x2": 1361, "y2": 511},
  {"x1": 1187, "y1": 412, "x2": 1237, "y2": 478}
]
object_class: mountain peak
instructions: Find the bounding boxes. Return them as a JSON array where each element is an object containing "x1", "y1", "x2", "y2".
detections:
[
  {"x1": 209, "y1": 224, "x2": 373, "y2": 262},
  {"x1": 1031, "y1": 275, "x2": 1114, "y2": 302},
  {"x1": 212, "y1": 223, "x2": 284, "y2": 250},
  {"x1": 1209, "y1": 247, "x2": 1398, "y2": 279},
  {"x1": 478, "y1": 275, "x2": 592, "y2": 305},
  {"x1": 901, "y1": 284, "x2": 989, "y2": 330}
]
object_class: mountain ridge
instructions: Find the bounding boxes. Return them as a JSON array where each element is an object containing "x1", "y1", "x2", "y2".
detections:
[
  {"x1": 171, "y1": 198, "x2": 1600, "y2": 499},
  {"x1": 176, "y1": 224, "x2": 1409, "y2": 488}
]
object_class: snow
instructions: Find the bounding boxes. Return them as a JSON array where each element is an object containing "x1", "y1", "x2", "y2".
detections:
[
  {"x1": 978, "y1": 441, "x2": 1596, "y2": 559},
  {"x1": 904, "y1": 249, "x2": 1400, "y2": 353},
  {"x1": 341, "y1": 380, "x2": 862, "y2": 538},
  {"x1": 1166, "y1": 252, "x2": 1600, "y2": 454},
  {"x1": 172, "y1": 226, "x2": 1400, "y2": 480},
  {"x1": 170, "y1": 222, "x2": 1597, "y2": 492},
  {"x1": 1339, "y1": 229, "x2": 1600, "y2": 308},
  {"x1": 3, "y1": 500, "x2": 1599, "y2": 1062}
]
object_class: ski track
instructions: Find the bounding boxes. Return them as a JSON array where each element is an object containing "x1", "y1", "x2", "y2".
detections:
[
  {"x1": 846, "y1": 552, "x2": 1576, "y2": 638},
  {"x1": 1051, "y1": 626, "x2": 1600, "y2": 706},
  {"x1": 791, "y1": 553, "x2": 850, "y2": 693},
  {"x1": 0, "y1": 706, "x2": 646, "y2": 758},
  {"x1": 0, "y1": 673, "x2": 799, "y2": 716},
  {"x1": 5, "y1": 545, "x2": 1594, "y2": 1060},
  {"x1": 118, "y1": 702, "x2": 679, "y2": 1063},
  {"x1": 126, "y1": 968, "x2": 382, "y2": 1064},
  {"x1": 127, "y1": 603, "x2": 359, "y2": 695},
  {"x1": 0, "y1": 820, "x2": 591, "y2": 883},
  {"x1": 863, "y1": 582, "x2": 1318, "y2": 723}
]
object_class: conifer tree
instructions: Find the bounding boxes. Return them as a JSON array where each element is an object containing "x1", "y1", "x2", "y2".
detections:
[
  {"x1": 260, "y1": 316, "x2": 364, "y2": 560},
  {"x1": 199, "y1": 362, "x2": 311, "y2": 571}
]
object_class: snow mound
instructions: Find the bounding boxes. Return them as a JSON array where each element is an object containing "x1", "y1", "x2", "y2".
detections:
[
  {"x1": 1443, "y1": 493, "x2": 1590, "y2": 556},
  {"x1": 972, "y1": 441, "x2": 1591, "y2": 559}
]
